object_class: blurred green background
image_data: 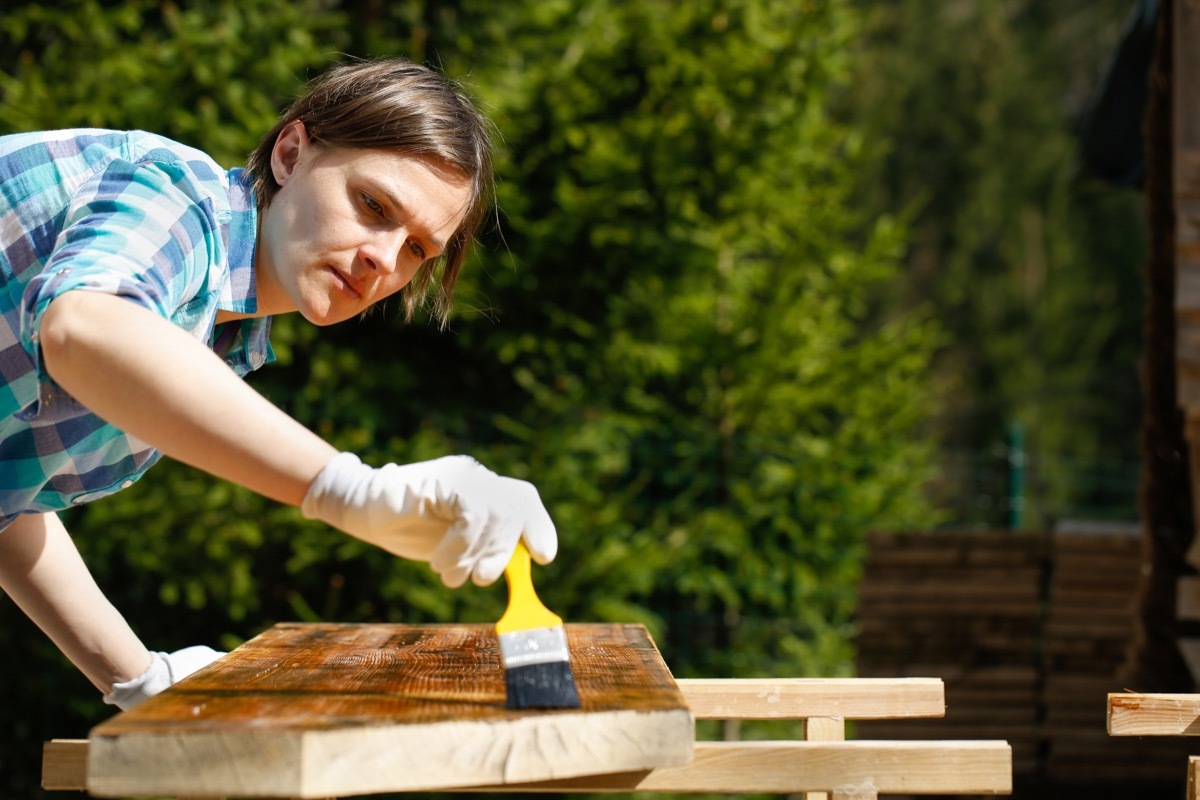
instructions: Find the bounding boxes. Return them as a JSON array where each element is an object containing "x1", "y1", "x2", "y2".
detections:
[{"x1": 0, "y1": 0, "x2": 1145, "y2": 797}]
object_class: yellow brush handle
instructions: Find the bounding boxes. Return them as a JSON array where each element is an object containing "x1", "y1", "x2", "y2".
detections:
[{"x1": 495, "y1": 541, "x2": 563, "y2": 634}]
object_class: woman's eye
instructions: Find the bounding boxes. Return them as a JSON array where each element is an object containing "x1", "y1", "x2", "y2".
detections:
[
  {"x1": 362, "y1": 194, "x2": 384, "y2": 216},
  {"x1": 409, "y1": 240, "x2": 427, "y2": 260}
]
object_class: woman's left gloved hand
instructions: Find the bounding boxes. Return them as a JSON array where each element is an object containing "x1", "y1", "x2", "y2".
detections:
[{"x1": 103, "y1": 645, "x2": 225, "y2": 711}]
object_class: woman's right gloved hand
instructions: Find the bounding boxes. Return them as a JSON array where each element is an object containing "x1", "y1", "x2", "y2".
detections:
[{"x1": 301, "y1": 453, "x2": 557, "y2": 589}]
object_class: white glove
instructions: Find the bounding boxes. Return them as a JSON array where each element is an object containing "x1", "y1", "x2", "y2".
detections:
[
  {"x1": 103, "y1": 645, "x2": 225, "y2": 711},
  {"x1": 301, "y1": 453, "x2": 557, "y2": 588}
]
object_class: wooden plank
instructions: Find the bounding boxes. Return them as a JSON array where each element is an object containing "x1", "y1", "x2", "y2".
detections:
[
  {"x1": 864, "y1": 548, "x2": 1041, "y2": 569},
  {"x1": 1181, "y1": 637, "x2": 1200, "y2": 683},
  {"x1": 1052, "y1": 528, "x2": 1138, "y2": 542},
  {"x1": 488, "y1": 740, "x2": 1013, "y2": 794},
  {"x1": 44, "y1": 739, "x2": 1015, "y2": 796},
  {"x1": 86, "y1": 623, "x2": 694, "y2": 798},
  {"x1": 803, "y1": 717, "x2": 845, "y2": 800},
  {"x1": 1051, "y1": 546, "x2": 1140, "y2": 566},
  {"x1": 47, "y1": 741, "x2": 247, "y2": 799},
  {"x1": 858, "y1": 582, "x2": 1040, "y2": 603},
  {"x1": 676, "y1": 678, "x2": 944, "y2": 720},
  {"x1": 41, "y1": 739, "x2": 88, "y2": 792},
  {"x1": 1051, "y1": 563, "x2": 1140, "y2": 583},
  {"x1": 1043, "y1": 619, "x2": 1135, "y2": 639},
  {"x1": 1179, "y1": 315, "x2": 1200, "y2": 364},
  {"x1": 1190, "y1": 755, "x2": 1199, "y2": 800},
  {"x1": 1108, "y1": 692, "x2": 1200, "y2": 735},
  {"x1": 1179, "y1": 576, "x2": 1200, "y2": 621},
  {"x1": 856, "y1": 600, "x2": 1040, "y2": 619},
  {"x1": 1175, "y1": 0, "x2": 1200, "y2": 194},
  {"x1": 1187, "y1": 443, "x2": 1200, "y2": 572},
  {"x1": 1178, "y1": 371, "x2": 1200, "y2": 410},
  {"x1": 1178, "y1": 161, "x2": 1200, "y2": 204}
]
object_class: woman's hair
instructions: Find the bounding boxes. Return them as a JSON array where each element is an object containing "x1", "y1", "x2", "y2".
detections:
[{"x1": 246, "y1": 57, "x2": 495, "y2": 325}]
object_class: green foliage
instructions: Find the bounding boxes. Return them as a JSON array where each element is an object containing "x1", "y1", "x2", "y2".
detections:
[
  {"x1": 381, "y1": 0, "x2": 943, "y2": 680},
  {"x1": 0, "y1": 0, "x2": 347, "y2": 162},
  {"x1": 850, "y1": 0, "x2": 1146, "y2": 527}
]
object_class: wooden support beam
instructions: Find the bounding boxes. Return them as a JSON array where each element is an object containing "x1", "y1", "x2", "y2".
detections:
[
  {"x1": 44, "y1": 738, "x2": 1013, "y2": 796},
  {"x1": 44, "y1": 742, "x2": 333, "y2": 800},
  {"x1": 467, "y1": 740, "x2": 1013, "y2": 795},
  {"x1": 1108, "y1": 692, "x2": 1200, "y2": 735},
  {"x1": 676, "y1": 677, "x2": 944, "y2": 720},
  {"x1": 803, "y1": 716, "x2": 847, "y2": 800},
  {"x1": 1190, "y1": 755, "x2": 1200, "y2": 800},
  {"x1": 41, "y1": 739, "x2": 88, "y2": 792}
]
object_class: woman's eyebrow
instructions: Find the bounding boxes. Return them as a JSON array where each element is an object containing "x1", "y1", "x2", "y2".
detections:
[{"x1": 371, "y1": 183, "x2": 447, "y2": 254}]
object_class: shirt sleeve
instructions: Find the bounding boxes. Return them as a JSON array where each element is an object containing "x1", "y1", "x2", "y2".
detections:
[{"x1": 18, "y1": 155, "x2": 224, "y2": 380}]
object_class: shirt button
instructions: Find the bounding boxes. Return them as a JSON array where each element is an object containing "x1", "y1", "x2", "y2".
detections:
[
  {"x1": 121, "y1": 480, "x2": 133, "y2": 489},
  {"x1": 250, "y1": 351, "x2": 265, "y2": 367}
]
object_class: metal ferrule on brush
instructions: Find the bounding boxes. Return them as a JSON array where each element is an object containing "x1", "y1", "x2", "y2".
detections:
[{"x1": 498, "y1": 625, "x2": 571, "y2": 668}]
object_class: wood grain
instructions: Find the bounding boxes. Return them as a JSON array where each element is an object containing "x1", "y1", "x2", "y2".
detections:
[
  {"x1": 86, "y1": 623, "x2": 693, "y2": 798},
  {"x1": 1108, "y1": 692, "x2": 1200, "y2": 736}
]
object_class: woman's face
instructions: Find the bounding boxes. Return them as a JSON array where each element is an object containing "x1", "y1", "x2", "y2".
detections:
[{"x1": 255, "y1": 121, "x2": 472, "y2": 325}]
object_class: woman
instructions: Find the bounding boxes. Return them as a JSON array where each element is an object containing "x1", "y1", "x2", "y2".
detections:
[{"x1": 0, "y1": 57, "x2": 556, "y2": 710}]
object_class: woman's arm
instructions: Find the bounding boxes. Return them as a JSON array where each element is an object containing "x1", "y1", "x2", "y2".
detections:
[
  {"x1": 39, "y1": 290, "x2": 337, "y2": 506},
  {"x1": 0, "y1": 512, "x2": 151, "y2": 693},
  {"x1": 38, "y1": 287, "x2": 557, "y2": 590}
]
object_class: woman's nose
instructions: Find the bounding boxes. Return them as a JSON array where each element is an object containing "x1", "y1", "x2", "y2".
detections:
[{"x1": 360, "y1": 230, "x2": 406, "y2": 275}]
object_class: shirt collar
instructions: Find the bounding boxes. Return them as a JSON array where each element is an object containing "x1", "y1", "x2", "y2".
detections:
[
  {"x1": 219, "y1": 167, "x2": 259, "y2": 315},
  {"x1": 215, "y1": 167, "x2": 275, "y2": 374}
]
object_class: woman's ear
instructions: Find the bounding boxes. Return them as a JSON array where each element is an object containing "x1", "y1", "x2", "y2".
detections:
[{"x1": 270, "y1": 120, "x2": 310, "y2": 186}]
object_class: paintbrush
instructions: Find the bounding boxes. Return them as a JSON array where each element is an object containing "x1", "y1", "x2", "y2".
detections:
[{"x1": 495, "y1": 540, "x2": 581, "y2": 709}]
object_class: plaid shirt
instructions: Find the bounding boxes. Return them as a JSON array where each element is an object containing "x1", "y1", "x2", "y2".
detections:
[{"x1": 0, "y1": 129, "x2": 274, "y2": 528}]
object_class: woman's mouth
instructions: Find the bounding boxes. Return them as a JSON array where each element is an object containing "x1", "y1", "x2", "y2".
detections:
[{"x1": 328, "y1": 266, "x2": 362, "y2": 300}]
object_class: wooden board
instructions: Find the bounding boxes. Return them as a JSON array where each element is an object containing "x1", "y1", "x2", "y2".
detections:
[
  {"x1": 47, "y1": 739, "x2": 1014, "y2": 796},
  {"x1": 1108, "y1": 692, "x2": 1200, "y2": 736},
  {"x1": 1179, "y1": 576, "x2": 1200, "y2": 620},
  {"x1": 677, "y1": 677, "x2": 944, "y2": 720},
  {"x1": 489, "y1": 740, "x2": 1013, "y2": 795},
  {"x1": 86, "y1": 623, "x2": 694, "y2": 799}
]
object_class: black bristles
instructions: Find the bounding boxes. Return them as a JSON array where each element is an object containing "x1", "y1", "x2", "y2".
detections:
[{"x1": 505, "y1": 661, "x2": 581, "y2": 709}]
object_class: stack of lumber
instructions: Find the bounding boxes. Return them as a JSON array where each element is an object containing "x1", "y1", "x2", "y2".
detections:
[
  {"x1": 855, "y1": 531, "x2": 1046, "y2": 775},
  {"x1": 1042, "y1": 521, "x2": 1193, "y2": 783},
  {"x1": 858, "y1": 525, "x2": 1195, "y2": 793}
]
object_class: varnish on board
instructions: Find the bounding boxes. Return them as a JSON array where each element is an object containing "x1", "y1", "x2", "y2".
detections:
[{"x1": 86, "y1": 622, "x2": 695, "y2": 798}]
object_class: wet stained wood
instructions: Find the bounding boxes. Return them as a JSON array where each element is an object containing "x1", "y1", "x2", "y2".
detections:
[{"x1": 86, "y1": 623, "x2": 693, "y2": 799}]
